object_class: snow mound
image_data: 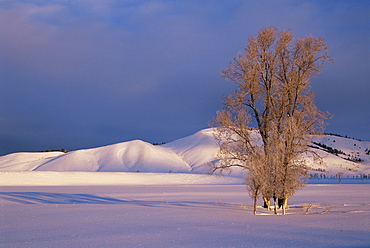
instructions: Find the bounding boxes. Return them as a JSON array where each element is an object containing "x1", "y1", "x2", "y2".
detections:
[{"x1": 35, "y1": 140, "x2": 190, "y2": 173}]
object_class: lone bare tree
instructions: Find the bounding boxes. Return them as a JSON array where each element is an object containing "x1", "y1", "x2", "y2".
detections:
[{"x1": 210, "y1": 27, "x2": 332, "y2": 215}]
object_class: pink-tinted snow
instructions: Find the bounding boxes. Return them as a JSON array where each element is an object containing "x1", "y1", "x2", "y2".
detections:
[{"x1": 1, "y1": 182, "x2": 369, "y2": 248}]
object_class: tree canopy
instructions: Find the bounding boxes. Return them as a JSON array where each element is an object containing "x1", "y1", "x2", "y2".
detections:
[{"x1": 211, "y1": 27, "x2": 332, "y2": 215}]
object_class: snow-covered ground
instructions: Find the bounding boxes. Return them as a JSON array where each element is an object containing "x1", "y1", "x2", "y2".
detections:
[
  {"x1": 0, "y1": 171, "x2": 243, "y2": 186},
  {"x1": 0, "y1": 173, "x2": 369, "y2": 247},
  {"x1": 1, "y1": 129, "x2": 369, "y2": 247}
]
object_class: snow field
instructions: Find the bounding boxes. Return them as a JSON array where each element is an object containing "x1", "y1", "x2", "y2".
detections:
[
  {"x1": 1, "y1": 182, "x2": 369, "y2": 248},
  {"x1": 0, "y1": 171, "x2": 243, "y2": 186}
]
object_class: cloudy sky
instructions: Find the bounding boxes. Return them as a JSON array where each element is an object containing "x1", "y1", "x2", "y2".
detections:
[{"x1": 1, "y1": 0, "x2": 369, "y2": 155}]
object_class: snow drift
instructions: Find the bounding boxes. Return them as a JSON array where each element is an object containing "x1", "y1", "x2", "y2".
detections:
[{"x1": 0, "y1": 128, "x2": 369, "y2": 176}]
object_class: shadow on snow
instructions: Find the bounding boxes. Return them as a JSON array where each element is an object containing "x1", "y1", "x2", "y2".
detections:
[{"x1": 0, "y1": 192, "x2": 243, "y2": 211}]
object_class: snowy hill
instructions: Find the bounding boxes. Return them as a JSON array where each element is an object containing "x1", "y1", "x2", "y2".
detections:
[
  {"x1": 0, "y1": 129, "x2": 369, "y2": 177},
  {"x1": 0, "y1": 152, "x2": 64, "y2": 171},
  {"x1": 308, "y1": 135, "x2": 370, "y2": 176},
  {"x1": 35, "y1": 140, "x2": 190, "y2": 173},
  {"x1": 162, "y1": 129, "x2": 219, "y2": 173}
]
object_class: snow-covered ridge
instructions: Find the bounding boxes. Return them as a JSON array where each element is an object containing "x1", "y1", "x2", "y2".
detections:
[{"x1": 0, "y1": 128, "x2": 369, "y2": 176}]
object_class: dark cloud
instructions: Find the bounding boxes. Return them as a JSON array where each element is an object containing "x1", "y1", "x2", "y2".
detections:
[{"x1": 1, "y1": 0, "x2": 369, "y2": 155}]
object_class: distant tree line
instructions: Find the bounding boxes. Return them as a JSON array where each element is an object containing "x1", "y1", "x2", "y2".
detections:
[
  {"x1": 323, "y1": 132, "x2": 363, "y2": 141},
  {"x1": 310, "y1": 142, "x2": 364, "y2": 162},
  {"x1": 37, "y1": 149, "x2": 69, "y2": 153},
  {"x1": 310, "y1": 173, "x2": 369, "y2": 179},
  {"x1": 311, "y1": 142, "x2": 345, "y2": 156},
  {"x1": 152, "y1": 142, "x2": 166, "y2": 146}
]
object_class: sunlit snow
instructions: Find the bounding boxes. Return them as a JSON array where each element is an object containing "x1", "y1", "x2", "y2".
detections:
[
  {"x1": 1, "y1": 128, "x2": 369, "y2": 177},
  {"x1": 1, "y1": 129, "x2": 369, "y2": 247}
]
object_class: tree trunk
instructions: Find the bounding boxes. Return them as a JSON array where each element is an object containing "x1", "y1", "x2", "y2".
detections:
[
  {"x1": 278, "y1": 198, "x2": 284, "y2": 209},
  {"x1": 282, "y1": 197, "x2": 289, "y2": 215},
  {"x1": 253, "y1": 197, "x2": 257, "y2": 215},
  {"x1": 253, "y1": 190, "x2": 258, "y2": 215},
  {"x1": 283, "y1": 197, "x2": 289, "y2": 210},
  {"x1": 263, "y1": 196, "x2": 271, "y2": 211},
  {"x1": 273, "y1": 197, "x2": 278, "y2": 215}
]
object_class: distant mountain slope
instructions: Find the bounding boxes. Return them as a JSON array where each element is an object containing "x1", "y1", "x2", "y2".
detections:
[{"x1": 0, "y1": 129, "x2": 369, "y2": 176}]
